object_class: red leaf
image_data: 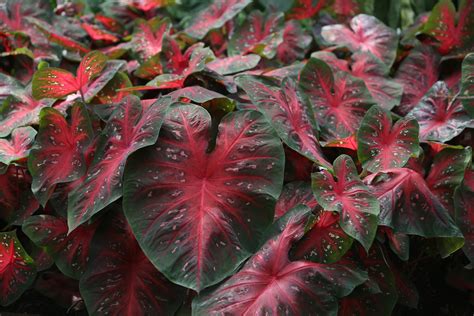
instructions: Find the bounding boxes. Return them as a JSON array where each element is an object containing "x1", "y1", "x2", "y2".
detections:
[
  {"x1": 28, "y1": 104, "x2": 93, "y2": 206},
  {"x1": 454, "y1": 169, "x2": 474, "y2": 263},
  {"x1": 277, "y1": 20, "x2": 313, "y2": 64},
  {"x1": 312, "y1": 155, "x2": 379, "y2": 250},
  {"x1": 0, "y1": 165, "x2": 39, "y2": 226},
  {"x1": 193, "y1": 206, "x2": 367, "y2": 314},
  {"x1": 321, "y1": 14, "x2": 398, "y2": 67},
  {"x1": 228, "y1": 11, "x2": 284, "y2": 59},
  {"x1": 351, "y1": 52, "x2": 403, "y2": 110},
  {"x1": 236, "y1": 75, "x2": 331, "y2": 168},
  {"x1": 292, "y1": 211, "x2": 353, "y2": 264},
  {"x1": 365, "y1": 168, "x2": 462, "y2": 238},
  {"x1": 184, "y1": 0, "x2": 252, "y2": 39},
  {"x1": 287, "y1": 0, "x2": 327, "y2": 20},
  {"x1": 131, "y1": 17, "x2": 171, "y2": 61},
  {"x1": 123, "y1": 106, "x2": 284, "y2": 291},
  {"x1": 357, "y1": 106, "x2": 420, "y2": 172},
  {"x1": 22, "y1": 215, "x2": 99, "y2": 279},
  {"x1": 81, "y1": 23, "x2": 119, "y2": 43},
  {"x1": 299, "y1": 58, "x2": 374, "y2": 140},
  {"x1": 79, "y1": 211, "x2": 185, "y2": 315},
  {"x1": 275, "y1": 181, "x2": 318, "y2": 219},
  {"x1": 395, "y1": 43, "x2": 440, "y2": 115},
  {"x1": 0, "y1": 126, "x2": 36, "y2": 166},
  {"x1": 67, "y1": 96, "x2": 172, "y2": 232},
  {"x1": 406, "y1": 81, "x2": 472, "y2": 142},
  {"x1": 0, "y1": 231, "x2": 36, "y2": 306}
]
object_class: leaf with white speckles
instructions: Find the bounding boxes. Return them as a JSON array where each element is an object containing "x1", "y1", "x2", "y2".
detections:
[
  {"x1": 406, "y1": 81, "x2": 473, "y2": 142},
  {"x1": 357, "y1": 105, "x2": 419, "y2": 173},
  {"x1": 0, "y1": 230, "x2": 36, "y2": 306},
  {"x1": 275, "y1": 181, "x2": 318, "y2": 219},
  {"x1": 237, "y1": 75, "x2": 331, "y2": 168},
  {"x1": 184, "y1": 0, "x2": 252, "y2": 39},
  {"x1": 454, "y1": 169, "x2": 474, "y2": 264},
  {"x1": 461, "y1": 53, "x2": 474, "y2": 118},
  {"x1": 22, "y1": 215, "x2": 99, "y2": 279},
  {"x1": 28, "y1": 103, "x2": 93, "y2": 206},
  {"x1": 0, "y1": 126, "x2": 36, "y2": 166},
  {"x1": 193, "y1": 205, "x2": 367, "y2": 314},
  {"x1": 80, "y1": 210, "x2": 185, "y2": 315},
  {"x1": 131, "y1": 17, "x2": 171, "y2": 61},
  {"x1": 123, "y1": 105, "x2": 284, "y2": 291},
  {"x1": 312, "y1": 155, "x2": 379, "y2": 251},
  {"x1": 299, "y1": 58, "x2": 374, "y2": 141},
  {"x1": 366, "y1": 167, "x2": 462, "y2": 238},
  {"x1": 228, "y1": 10, "x2": 284, "y2": 59},
  {"x1": 67, "y1": 95, "x2": 172, "y2": 232}
]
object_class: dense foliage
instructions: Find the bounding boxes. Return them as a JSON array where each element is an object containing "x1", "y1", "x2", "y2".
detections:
[{"x1": 0, "y1": 0, "x2": 473, "y2": 315}]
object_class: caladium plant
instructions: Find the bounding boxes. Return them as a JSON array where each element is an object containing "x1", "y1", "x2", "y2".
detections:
[{"x1": 0, "y1": 0, "x2": 473, "y2": 314}]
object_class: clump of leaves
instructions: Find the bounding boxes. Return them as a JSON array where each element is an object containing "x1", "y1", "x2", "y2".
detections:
[{"x1": 0, "y1": 0, "x2": 473, "y2": 315}]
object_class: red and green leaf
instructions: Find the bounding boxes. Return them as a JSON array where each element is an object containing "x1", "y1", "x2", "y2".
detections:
[
  {"x1": 357, "y1": 105, "x2": 419, "y2": 172},
  {"x1": 407, "y1": 81, "x2": 473, "y2": 142},
  {"x1": 32, "y1": 51, "x2": 108, "y2": 100},
  {"x1": 425, "y1": 146, "x2": 472, "y2": 210},
  {"x1": 0, "y1": 86, "x2": 54, "y2": 137},
  {"x1": 123, "y1": 106, "x2": 284, "y2": 291},
  {"x1": 275, "y1": 181, "x2": 318, "y2": 219},
  {"x1": 131, "y1": 17, "x2": 171, "y2": 61},
  {"x1": 454, "y1": 169, "x2": 474, "y2": 263},
  {"x1": 0, "y1": 230, "x2": 36, "y2": 306},
  {"x1": 0, "y1": 126, "x2": 36, "y2": 166},
  {"x1": 395, "y1": 42, "x2": 440, "y2": 115},
  {"x1": 228, "y1": 11, "x2": 284, "y2": 59},
  {"x1": 206, "y1": 54, "x2": 261, "y2": 75},
  {"x1": 28, "y1": 104, "x2": 93, "y2": 206},
  {"x1": 351, "y1": 52, "x2": 403, "y2": 111},
  {"x1": 321, "y1": 14, "x2": 398, "y2": 67},
  {"x1": 67, "y1": 96, "x2": 172, "y2": 232},
  {"x1": 193, "y1": 206, "x2": 367, "y2": 314},
  {"x1": 292, "y1": 211, "x2": 353, "y2": 264},
  {"x1": 421, "y1": 0, "x2": 474, "y2": 55},
  {"x1": 184, "y1": 0, "x2": 252, "y2": 39},
  {"x1": 0, "y1": 165, "x2": 39, "y2": 226},
  {"x1": 81, "y1": 23, "x2": 119, "y2": 43},
  {"x1": 287, "y1": 0, "x2": 327, "y2": 20},
  {"x1": 79, "y1": 210, "x2": 185, "y2": 315},
  {"x1": 366, "y1": 168, "x2": 462, "y2": 238},
  {"x1": 311, "y1": 155, "x2": 380, "y2": 250},
  {"x1": 276, "y1": 20, "x2": 313, "y2": 64},
  {"x1": 22, "y1": 215, "x2": 99, "y2": 279},
  {"x1": 236, "y1": 75, "x2": 331, "y2": 168},
  {"x1": 299, "y1": 58, "x2": 374, "y2": 140},
  {"x1": 461, "y1": 52, "x2": 474, "y2": 118}
]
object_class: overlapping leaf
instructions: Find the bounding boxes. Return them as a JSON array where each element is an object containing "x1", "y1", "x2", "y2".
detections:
[
  {"x1": 0, "y1": 126, "x2": 36, "y2": 166},
  {"x1": 123, "y1": 105, "x2": 284, "y2": 291}
]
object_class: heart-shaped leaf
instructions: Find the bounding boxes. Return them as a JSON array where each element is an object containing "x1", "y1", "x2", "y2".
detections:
[
  {"x1": 407, "y1": 81, "x2": 472, "y2": 142},
  {"x1": 395, "y1": 42, "x2": 440, "y2": 115},
  {"x1": 123, "y1": 105, "x2": 284, "y2": 291},
  {"x1": 311, "y1": 155, "x2": 379, "y2": 250},
  {"x1": 131, "y1": 17, "x2": 171, "y2": 61},
  {"x1": 0, "y1": 126, "x2": 36, "y2": 166},
  {"x1": 32, "y1": 51, "x2": 108, "y2": 100},
  {"x1": 193, "y1": 206, "x2": 367, "y2": 314},
  {"x1": 276, "y1": 20, "x2": 313, "y2": 64},
  {"x1": 299, "y1": 58, "x2": 374, "y2": 141},
  {"x1": 351, "y1": 52, "x2": 403, "y2": 110},
  {"x1": 0, "y1": 230, "x2": 36, "y2": 306},
  {"x1": 366, "y1": 168, "x2": 462, "y2": 238},
  {"x1": 22, "y1": 215, "x2": 99, "y2": 279},
  {"x1": 228, "y1": 11, "x2": 284, "y2": 59},
  {"x1": 236, "y1": 75, "x2": 331, "y2": 168},
  {"x1": 28, "y1": 104, "x2": 93, "y2": 206},
  {"x1": 184, "y1": 0, "x2": 252, "y2": 39},
  {"x1": 357, "y1": 105, "x2": 419, "y2": 172},
  {"x1": 321, "y1": 14, "x2": 398, "y2": 67},
  {"x1": 79, "y1": 210, "x2": 185, "y2": 315},
  {"x1": 67, "y1": 96, "x2": 172, "y2": 232}
]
